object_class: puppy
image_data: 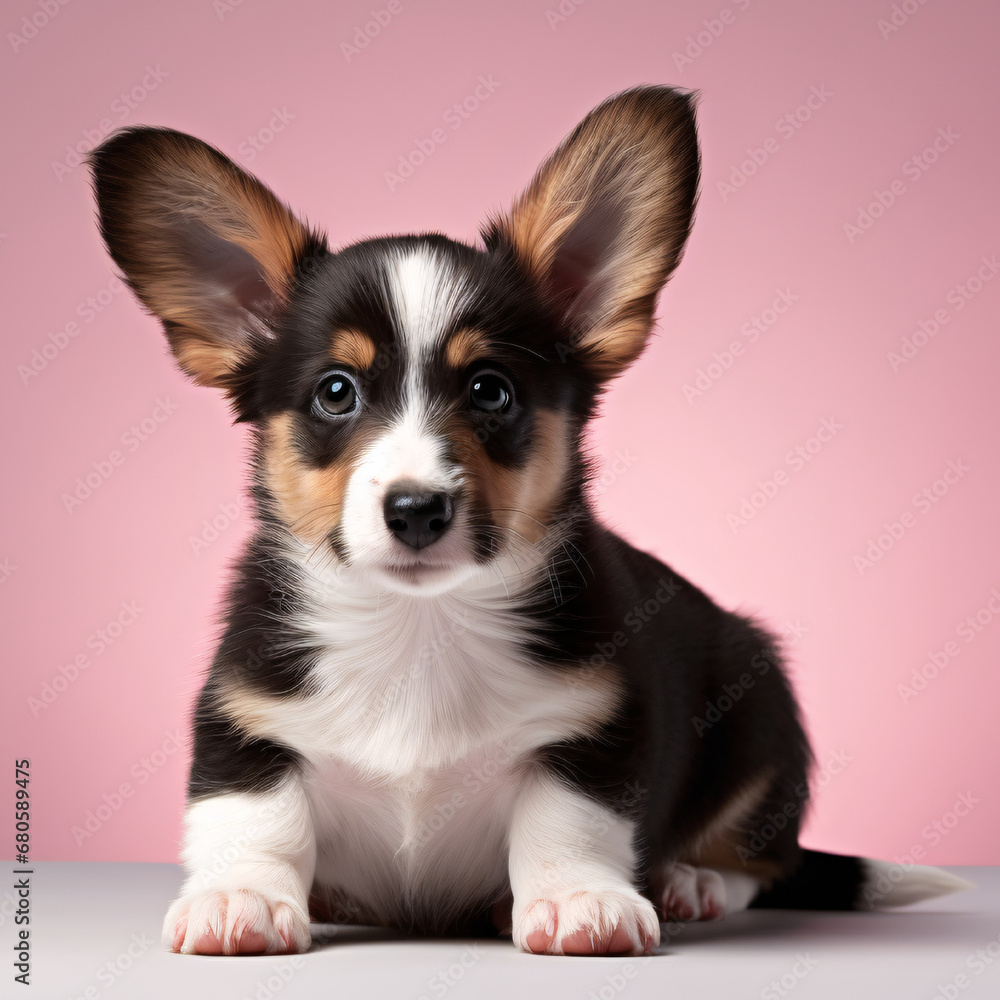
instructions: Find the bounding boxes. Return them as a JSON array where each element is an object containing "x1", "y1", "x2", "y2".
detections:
[{"x1": 89, "y1": 86, "x2": 969, "y2": 956}]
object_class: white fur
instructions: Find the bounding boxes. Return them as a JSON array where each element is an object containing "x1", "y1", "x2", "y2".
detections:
[
  {"x1": 164, "y1": 777, "x2": 315, "y2": 954},
  {"x1": 509, "y1": 769, "x2": 658, "y2": 954},
  {"x1": 660, "y1": 863, "x2": 700, "y2": 919},
  {"x1": 306, "y1": 747, "x2": 522, "y2": 928},
  {"x1": 182, "y1": 531, "x2": 626, "y2": 942},
  {"x1": 339, "y1": 403, "x2": 473, "y2": 592},
  {"x1": 386, "y1": 247, "x2": 467, "y2": 375},
  {"x1": 718, "y1": 870, "x2": 762, "y2": 914},
  {"x1": 339, "y1": 246, "x2": 477, "y2": 591},
  {"x1": 859, "y1": 859, "x2": 975, "y2": 909},
  {"x1": 228, "y1": 532, "x2": 603, "y2": 776},
  {"x1": 659, "y1": 863, "x2": 760, "y2": 920}
]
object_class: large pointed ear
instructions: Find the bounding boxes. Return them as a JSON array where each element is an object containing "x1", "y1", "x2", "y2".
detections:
[
  {"x1": 89, "y1": 127, "x2": 325, "y2": 391},
  {"x1": 483, "y1": 87, "x2": 699, "y2": 379}
]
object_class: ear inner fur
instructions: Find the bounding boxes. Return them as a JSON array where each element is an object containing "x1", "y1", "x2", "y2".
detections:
[
  {"x1": 483, "y1": 86, "x2": 700, "y2": 380},
  {"x1": 90, "y1": 127, "x2": 323, "y2": 389}
]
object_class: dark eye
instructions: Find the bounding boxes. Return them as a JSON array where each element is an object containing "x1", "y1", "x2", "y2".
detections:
[
  {"x1": 314, "y1": 372, "x2": 359, "y2": 417},
  {"x1": 469, "y1": 371, "x2": 513, "y2": 413}
]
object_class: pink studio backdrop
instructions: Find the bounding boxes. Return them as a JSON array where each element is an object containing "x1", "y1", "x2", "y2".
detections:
[{"x1": 2, "y1": 0, "x2": 998, "y2": 866}]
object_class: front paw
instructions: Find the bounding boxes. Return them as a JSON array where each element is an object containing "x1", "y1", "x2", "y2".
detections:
[
  {"x1": 513, "y1": 888, "x2": 658, "y2": 956},
  {"x1": 164, "y1": 889, "x2": 311, "y2": 955}
]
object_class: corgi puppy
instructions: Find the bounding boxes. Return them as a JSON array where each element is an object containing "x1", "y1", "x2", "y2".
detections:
[{"x1": 89, "y1": 87, "x2": 969, "y2": 957}]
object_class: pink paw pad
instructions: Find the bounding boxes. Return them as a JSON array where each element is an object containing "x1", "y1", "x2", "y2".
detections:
[
  {"x1": 515, "y1": 890, "x2": 658, "y2": 956},
  {"x1": 164, "y1": 889, "x2": 310, "y2": 956}
]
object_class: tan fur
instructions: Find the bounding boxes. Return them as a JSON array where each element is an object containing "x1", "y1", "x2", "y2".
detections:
[
  {"x1": 690, "y1": 836, "x2": 784, "y2": 886},
  {"x1": 447, "y1": 409, "x2": 570, "y2": 547},
  {"x1": 683, "y1": 773, "x2": 783, "y2": 885},
  {"x1": 263, "y1": 412, "x2": 372, "y2": 543},
  {"x1": 444, "y1": 328, "x2": 490, "y2": 370},
  {"x1": 497, "y1": 409, "x2": 571, "y2": 544},
  {"x1": 328, "y1": 329, "x2": 377, "y2": 371},
  {"x1": 170, "y1": 336, "x2": 245, "y2": 390}
]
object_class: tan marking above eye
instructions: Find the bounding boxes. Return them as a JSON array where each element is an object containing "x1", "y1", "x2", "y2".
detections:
[
  {"x1": 445, "y1": 328, "x2": 491, "y2": 370},
  {"x1": 328, "y1": 329, "x2": 377, "y2": 371}
]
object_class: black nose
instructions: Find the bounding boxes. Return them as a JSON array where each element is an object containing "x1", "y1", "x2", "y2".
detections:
[{"x1": 383, "y1": 488, "x2": 455, "y2": 549}]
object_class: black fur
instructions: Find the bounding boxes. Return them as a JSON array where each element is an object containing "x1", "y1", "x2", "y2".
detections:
[{"x1": 751, "y1": 850, "x2": 868, "y2": 910}]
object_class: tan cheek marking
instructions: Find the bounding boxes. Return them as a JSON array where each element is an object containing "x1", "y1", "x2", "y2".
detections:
[
  {"x1": 445, "y1": 328, "x2": 490, "y2": 370},
  {"x1": 264, "y1": 412, "x2": 369, "y2": 544},
  {"x1": 447, "y1": 410, "x2": 570, "y2": 546},
  {"x1": 328, "y1": 329, "x2": 377, "y2": 371},
  {"x1": 443, "y1": 420, "x2": 505, "y2": 530},
  {"x1": 496, "y1": 409, "x2": 571, "y2": 544}
]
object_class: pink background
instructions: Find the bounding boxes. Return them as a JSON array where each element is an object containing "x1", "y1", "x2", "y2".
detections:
[{"x1": 2, "y1": 0, "x2": 998, "y2": 866}]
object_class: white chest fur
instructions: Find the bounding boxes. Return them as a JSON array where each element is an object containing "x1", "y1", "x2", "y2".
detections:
[
  {"x1": 216, "y1": 547, "x2": 620, "y2": 921},
  {"x1": 305, "y1": 746, "x2": 527, "y2": 925}
]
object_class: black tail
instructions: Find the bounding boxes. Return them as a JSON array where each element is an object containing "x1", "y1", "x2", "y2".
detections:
[{"x1": 750, "y1": 848, "x2": 973, "y2": 911}]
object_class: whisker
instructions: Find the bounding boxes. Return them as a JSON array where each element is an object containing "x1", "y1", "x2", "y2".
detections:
[{"x1": 488, "y1": 339, "x2": 548, "y2": 362}]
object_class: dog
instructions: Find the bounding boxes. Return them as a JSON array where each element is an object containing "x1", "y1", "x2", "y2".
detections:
[{"x1": 89, "y1": 86, "x2": 970, "y2": 957}]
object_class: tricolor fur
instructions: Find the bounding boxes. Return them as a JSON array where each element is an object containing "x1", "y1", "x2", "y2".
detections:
[{"x1": 89, "y1": 87, "x2": 971, "y2": 957}]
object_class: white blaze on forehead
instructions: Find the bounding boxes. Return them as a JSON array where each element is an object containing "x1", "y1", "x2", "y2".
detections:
[
  {"x1": 337, "y1": 247, "x2": 470, "y2": 567},
  {"x1": 357, "y1": 405, "x2": 460, "y2": 492},
  {"x1": 387, "y1": 247, "x2": 468, "y2": 388}
]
